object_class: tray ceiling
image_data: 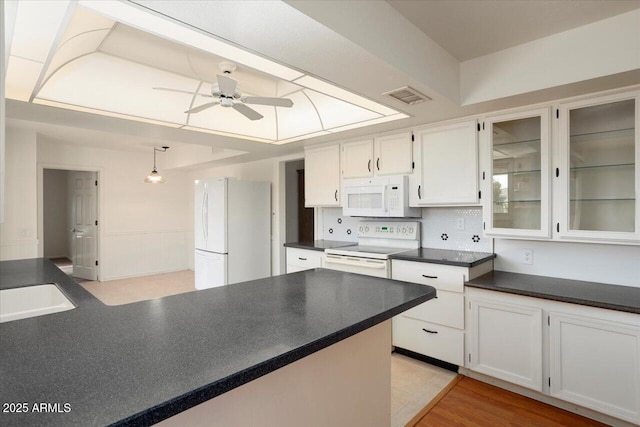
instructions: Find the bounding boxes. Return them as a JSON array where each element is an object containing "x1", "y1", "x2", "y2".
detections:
[{"x1": 5, "y1": 1, "x2": 407, "y2": 144}]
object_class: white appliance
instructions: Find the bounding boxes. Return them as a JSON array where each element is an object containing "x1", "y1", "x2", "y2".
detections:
[
  {"x1": 323, "y1": 221, "x2": 420, "y2": 278},
  {"x1": 195, "y1": 178, "x2": 271, "y2": 290},
  {"x1": 342, "y1": 175, "x2": 420, "y2": 218}
]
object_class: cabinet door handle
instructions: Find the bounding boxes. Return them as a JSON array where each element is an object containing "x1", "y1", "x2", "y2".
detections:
[
  {"x1": 422, "y1": 328, "x2": 438, "y2": 334},
  {"x1": 418, "y1": 185, "x2": 421, "y2": 199},
  {"x1": 298, "y1": 257, "x2": 307, "y2": 261},
  {"x1": 422, "y1": 274, "x2": 438, "y2": 279},
  {"x1": 334, "y1": 189, "x2": 338, "y2": 201},
  {"x1": 368, "y1": 159, "x2": 371, "y2": 172},
  {"x1": 376, "y1": 158, "x2": 380, "y2": 170}
]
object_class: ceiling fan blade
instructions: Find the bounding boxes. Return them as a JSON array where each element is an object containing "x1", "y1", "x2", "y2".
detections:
[
  {"x1": 153, "y1": 87, "x2": 213, "y2": 98},
  {"x1": 243, "y1": 97, "x2": 294, "y2": 108},
  {"x1": 185, "y1": 101, "x2": 220, "y2": 114},
  {"x1": 217, "y1": 74, "x2": 237, "y2": 95},
  {"x1": 232, "y1": 103, "x2": 263, "y2": 120}
]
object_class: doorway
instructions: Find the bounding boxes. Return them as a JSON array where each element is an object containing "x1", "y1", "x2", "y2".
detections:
[
  {"x1": 285, "y1": 159, "x2": 314, "y2": 243},
  {"x1": 42, "y1": 168, "x2": 99, "y2": 281}
]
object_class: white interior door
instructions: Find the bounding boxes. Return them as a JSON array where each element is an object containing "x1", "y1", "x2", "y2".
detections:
[{"x1": 70, "y1": 171, "x2": 98, "y2": 280}]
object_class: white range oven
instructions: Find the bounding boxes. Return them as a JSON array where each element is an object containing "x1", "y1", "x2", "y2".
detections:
[{"x1": 323, "y1": 221, "x2": 420, "y2": 278}]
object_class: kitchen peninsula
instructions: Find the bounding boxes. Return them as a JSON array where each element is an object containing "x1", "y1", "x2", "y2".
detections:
[{"x1": 0, "y1": 259, "x2": 435, "y2": 426}]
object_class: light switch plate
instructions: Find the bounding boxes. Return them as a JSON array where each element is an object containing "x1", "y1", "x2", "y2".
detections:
[{"x1": 456, "y1": 218, "x2": 465, "y2": 231}]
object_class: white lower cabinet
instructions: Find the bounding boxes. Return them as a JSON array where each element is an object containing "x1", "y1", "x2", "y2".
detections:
[
  {"x1": 392, "y1": 316, "x2": 464, "y2": 366},
  {"x1": 466, "y1": 287, "x2": 640, "y2": 424},
  {"x1": 285, "y1": 248, "x2": 323, "y2": 273},
  {"x1": 467, "y1": 298, "x2": 543, "y2": 391},
  {"x1": 391, "y1": 259, "x2": 493, "y2": 366},
  {"x1": 549, "y1": 312, "x2": 640, "y2": 424}
]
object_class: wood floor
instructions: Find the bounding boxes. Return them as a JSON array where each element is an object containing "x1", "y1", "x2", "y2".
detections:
[{"x1": 415, "y1": 376, "x2": 607, "y2": 427}]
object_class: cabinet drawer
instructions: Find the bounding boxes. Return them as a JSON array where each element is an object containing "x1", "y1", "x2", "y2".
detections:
[
  {"x1": 392, "y1": 260, "x2": 465, "y2": 293},
  {"x1": 392, "y1": 316, "x2": 464, "y2": 366},
  {"x1": 286, "y1": 248, "x2": 323, "y2": 270},
  {"x1": 401, "y1": 290, "x2": 464, "y2": 329}
]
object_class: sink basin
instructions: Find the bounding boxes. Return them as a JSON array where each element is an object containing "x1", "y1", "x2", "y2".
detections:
[{"x1": 0, "y1": 284, "x2": 76, "y2": 323}]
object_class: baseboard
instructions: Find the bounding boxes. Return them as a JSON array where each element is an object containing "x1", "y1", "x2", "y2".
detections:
[
  {"x1": 459, "y1": 368, "x2": 635, "y2": 427},
  {"x1": 393, "y1": 347, "x2": 459, "y2": 373},
  {"x1": 101, "y1": 267, "x2": 191, "y2": 282}
]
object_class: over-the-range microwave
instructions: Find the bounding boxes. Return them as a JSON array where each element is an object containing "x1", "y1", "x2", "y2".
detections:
[{"x1": 342, "y1": 175, "x2": 421, "y2": 217}]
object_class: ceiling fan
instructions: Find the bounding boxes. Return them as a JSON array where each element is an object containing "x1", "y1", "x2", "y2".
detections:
[{"x1": 153, "y1": 62, "x2": 294, "y2": 121}]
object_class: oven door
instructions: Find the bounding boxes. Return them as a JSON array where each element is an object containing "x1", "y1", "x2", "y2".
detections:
[
  {"x1": 323, "y1": 254, "x2": 389, "y2": 278},
  {"x1": 342, "y1": 182, "x2": 388, "y2": 217}
]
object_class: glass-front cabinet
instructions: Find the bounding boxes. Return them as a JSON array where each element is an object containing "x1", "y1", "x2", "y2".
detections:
[
  {"x1": 557, "y1": 91, "x2": 640, "y2": 242},
  {"x1": 482, "y1": 108, "x2": 551, "y2": 238}
]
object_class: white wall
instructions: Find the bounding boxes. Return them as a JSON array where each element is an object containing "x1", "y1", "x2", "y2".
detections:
[
  {"x1": 43, "y1": 169, "x2": 69, "y2": 258},
  {"x1": 461, "y1": 9, "x2": 640, "y2": 105},
  {"x1": 0, "y1": 128, "x2": 38, "y2": 260},
  {"x1": 494, "y1": 239, "x2": 640, "y2": 287},
  {"x1": 36, "y1": 135, "x2": 193, "y2": 280}
]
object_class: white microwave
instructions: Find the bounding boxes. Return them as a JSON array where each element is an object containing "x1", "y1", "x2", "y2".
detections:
[{"x1": 342, "y1": 175, "x2": 421, "y2": 217}]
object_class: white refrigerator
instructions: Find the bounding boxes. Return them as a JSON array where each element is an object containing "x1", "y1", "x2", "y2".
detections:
[{"x1": 194, "y1": 178, "x2": 271, "y2": 290}]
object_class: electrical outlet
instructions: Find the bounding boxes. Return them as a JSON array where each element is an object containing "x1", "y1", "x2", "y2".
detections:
[
  {"x1": 456, "y1": 218, "x2": 465, "y2": 231},
  {"x1": 522, "y1": 248, "x2": 534, "y2": 265}
]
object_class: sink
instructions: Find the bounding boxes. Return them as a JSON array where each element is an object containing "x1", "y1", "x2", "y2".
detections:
[{"x1": 0, "y1": 284, "x2": 76, "y2": 323}]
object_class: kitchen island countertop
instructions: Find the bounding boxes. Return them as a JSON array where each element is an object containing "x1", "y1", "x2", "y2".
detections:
[{"x1": 0, "y1": 259, "x2": 434, "y2": 426}]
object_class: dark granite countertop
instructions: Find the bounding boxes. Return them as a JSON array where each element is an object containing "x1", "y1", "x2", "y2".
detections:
[
  {"x1": 390, "y1": 248, "x2": 496, "y2": 268},
  {"x1": 284, "y1": 240, "x2": 356, "y2": 251},
  {"x1": 466, "y1": 271, "x2": 640, "y2": 314},
  {"x1": 0, "y1": 259, "x2": 435, "y2": 427}
]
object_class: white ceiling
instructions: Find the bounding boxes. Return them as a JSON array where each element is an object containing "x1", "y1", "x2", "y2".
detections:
[
  {"x1": 387, "y1": 0, "x2": 640, "y2": 61},
  {"x1": 5, "y1": 0, "x2": 640, "y2": 168}
]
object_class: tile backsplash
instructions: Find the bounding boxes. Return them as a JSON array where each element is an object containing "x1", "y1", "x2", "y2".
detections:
[
  {"x1": 420, "y1": 207, "x2": 491, "y2": 252},
  {"x1": 321, "y1": 207, "x2": 492, "y2": 252}
]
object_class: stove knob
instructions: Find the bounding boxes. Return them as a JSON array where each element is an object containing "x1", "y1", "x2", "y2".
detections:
[
  {"x1": 365, "y1": 226, "x2": 369, "y2": 232},
  {"x1": 359, "y1": 226, "x2": 364, "y2": 233},
  {"x1": 402, "y1": 227, "x2": 407, "y2": 234},
  {"x1": 408, "y1": 227, "x2": 414, "y2": 233}
]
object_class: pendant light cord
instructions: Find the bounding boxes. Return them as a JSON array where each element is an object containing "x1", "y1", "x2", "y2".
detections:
[{"x1": 153, "y1": 146, "x2": 169, "y2": 171}]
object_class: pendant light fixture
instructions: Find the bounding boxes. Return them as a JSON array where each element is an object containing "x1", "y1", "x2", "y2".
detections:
[{"x1": 144, "y1": 146, "x2": 169, "y2": 184}]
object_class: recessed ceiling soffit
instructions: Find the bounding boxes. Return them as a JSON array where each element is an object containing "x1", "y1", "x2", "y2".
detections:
[{"x1": 4, "y1": 1, "x2": 408, "y2": 144}]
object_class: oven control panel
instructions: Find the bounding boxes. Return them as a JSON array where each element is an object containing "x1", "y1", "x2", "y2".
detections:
[{"x1": 357, "y1": 221, "x2": 420, "y2": 240}]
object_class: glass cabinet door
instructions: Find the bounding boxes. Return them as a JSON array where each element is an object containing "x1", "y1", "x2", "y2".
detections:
[
  {"x1": 559, "y1": 92, "x2": 639, "y2": 241},
  {"x1": 483, "y1": 108, "x2": 551, "y2": 238}
]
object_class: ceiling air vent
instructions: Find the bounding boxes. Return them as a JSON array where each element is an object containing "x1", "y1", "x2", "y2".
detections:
[{"x1": 383, "y1": 86, "x2": 431, "y2": 105}]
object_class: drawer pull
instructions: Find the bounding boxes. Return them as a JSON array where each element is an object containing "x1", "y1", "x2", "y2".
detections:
[
  {"x1": 422, "y1": 328, "x2": 438, "y2": 334},
  {"x1": 298, "y1": 257, "x2": 307, "y2": 261},
  {"x1": 422, "y1": 274, "x2": 438, "y2": 279}
]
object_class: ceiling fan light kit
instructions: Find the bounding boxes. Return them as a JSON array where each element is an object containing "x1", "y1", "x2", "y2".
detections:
[{"x1": 144, "y1": 146, "x2": 170, "y2": 184}]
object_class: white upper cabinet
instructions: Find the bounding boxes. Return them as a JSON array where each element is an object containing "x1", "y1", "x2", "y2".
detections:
[
  {"x1": 305, "y1": 144, "x2": 341, "y2": 207},
  {"x1": 373, "y1": 132, "x2": 413, "y2": 176},
  {"x1": 412, "y1": 120, "x2": 479, "y2": 206},
  {"x1": 342, "y1": 138, "x2": 374, "y2": 178},
  {"x1": 481, "y1": 108, "x2": 552, "y2": 239},
  {"x1": 557, "y1": 90, "x2": 640, "y2": 243}
]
